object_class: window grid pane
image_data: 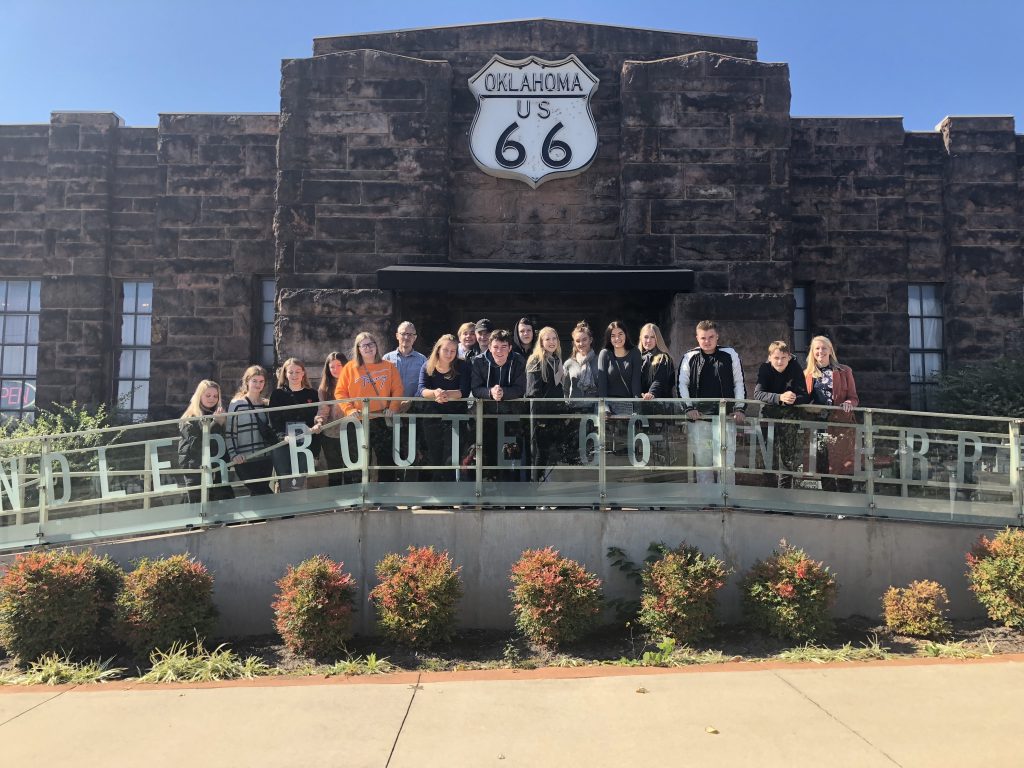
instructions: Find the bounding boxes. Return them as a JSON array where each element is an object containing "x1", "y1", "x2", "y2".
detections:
[
  {"x1": 0, "y1": 280, "x2": 41, "y2": 420},
  {"x1": 7, "y1": 282, "x2": 29, "y2": 312},
  {"x1": 907, "y1": 283, "x2": 944, "y2": 411},
  {"x1": 261, "y1": 279, "x2": 276, "y2": 368},
  {"x1": 117, "y1": 281, "x2": 153, "y2": 421},
  {"x1": 793, "y1": 284, "x2": 811, "y2": 356}
]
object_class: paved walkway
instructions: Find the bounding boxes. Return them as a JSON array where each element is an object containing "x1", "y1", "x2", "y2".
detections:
[{"x1": 2, "y1": 656, "x2": 1022, "y2": 767}]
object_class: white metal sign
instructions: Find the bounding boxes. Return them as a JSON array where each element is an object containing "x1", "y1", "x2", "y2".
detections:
[{"x1": 468, "y1": 55, "x2": 600, "y2": 188}]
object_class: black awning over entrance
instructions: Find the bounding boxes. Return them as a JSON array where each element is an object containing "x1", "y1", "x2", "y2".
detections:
[{"x1": 377, "y1": 264, "x2": 694, "y2": 293}]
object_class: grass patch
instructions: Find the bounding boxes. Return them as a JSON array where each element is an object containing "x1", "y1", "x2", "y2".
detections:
[
  {"x1": 0, "y1": 653, "x2": 125, "y2": 686},
  {"x1": 140, "y1": 641, "x2": 272, "y2": 683},
  {"x1": 776, "y1": 636, "x2": 891, "y2": 664},
  {"x1": 413, "y1": 656, "x2": 448, "y2": 673},
  {"x1": 323, "y1": 653, "x2": 395, "y2": 677},
  {"x1": 611, "y1": 637, "x2": 736, "y2": 668},
  {"x1": 549, "y1": 654, "x2": 589, "y2": 668},
  {"x1": 918, "y1": 639, "x2": 995, "y2": 659}
]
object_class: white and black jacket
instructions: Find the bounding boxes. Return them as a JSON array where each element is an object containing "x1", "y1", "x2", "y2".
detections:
[{"x1": 678, "y1": 346, "x2": 747, "y2": 415}]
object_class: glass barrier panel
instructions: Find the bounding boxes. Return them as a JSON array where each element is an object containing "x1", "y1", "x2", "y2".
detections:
[{"x1": 1, "y1": 398, "x2": 1021, "y2": 553}]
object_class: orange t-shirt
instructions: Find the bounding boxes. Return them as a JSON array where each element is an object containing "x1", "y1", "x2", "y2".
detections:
[{"x1": 335, "y1": 360, "x2": 404, "y2": 416}]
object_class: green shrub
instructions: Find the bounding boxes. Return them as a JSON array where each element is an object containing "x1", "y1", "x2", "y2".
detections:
[
  {"x1": 638, "y1": 542, "x2": 730, "y2": 644},
  {"x1": 114, "y1": 554, "x2": 217, "y2": 657},
  {"x1": 0, "y1": 400, "x2": 117, "y2": 460},
  {"x1": 0, "y1": 402, "x2": 121, "y2": 507},
  {"x1": 882, "y1": 580, "x2": 951, "y2": 637},
  {"x1": 273, "y1": 555, "x2": 358, "y2": 657},
  {"x1": 740, "y1": 542, "x2": 838, "y2": 641},
  {"x1": 369, "y1": 546, "x2": 462, "y2": 648},
  {"x1": 509, "y1": 547, "x2": 603, "y2": 648},
  {"x1": 934, "y1": 358, "x2": 1024, "y2": 417},
  {"x1": 966, "y1": 528, "x2": 1024, "y2": 627},
  {"x1": 0, "y1": 550, "x2": 122, "y2": 662}
]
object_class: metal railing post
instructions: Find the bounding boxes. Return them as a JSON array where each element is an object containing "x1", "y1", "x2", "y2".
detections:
[
  {"x1": 863, "y1": 410, "x2": 875, "y2": 514},
  {"x1": 38, "y1": 436, "x2": 50, "y2": 540},
  {"x1": 199, "y1": 417, "x2": 211, "y2": 519},
  {"x1": 15, "y1": 455, "x2": 26, "y2": 526},
  {"x1": 474, "y1": 398, "x2": 483, "y2": 505},
  {"x1": 718, "y1": 399, "x2": 728, "y2": 500},
  {"x1": 360, "y1": 399, "x2": 371, "y2": 508},
  {"x1": 598, "y1": 400, "x2": 607, "y2": 508},
  {"x1": 1009, "y1": 420, "x2": 1022, "y2": 523},
  {"x1": 142, "y1": 441, "x2": 153, "y2": 511}
]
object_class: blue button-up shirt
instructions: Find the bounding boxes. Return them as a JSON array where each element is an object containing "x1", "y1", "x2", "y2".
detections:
[{"x1": 382, "y1": 348, "x2": 428, "y2": 397}]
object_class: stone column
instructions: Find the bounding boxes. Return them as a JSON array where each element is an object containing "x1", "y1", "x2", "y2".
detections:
[
  {"x1": 937, "y1": 116, "x2": 1023, "y2": 358},
  {"x1": 152, "y1": 114, "x2": 277, "y2": 415},
  {"x1": 276, "y1": 49, "x2": 451, "y2": 362},
  {"x1": 620, "y1": 51, "x2": 791, "y2": 287},
  {"x1": 621, "y1": 51, "x2": 792, "y2": 372},
  {"x1": 37, "y1": 112, "x2": 121, "y2": 409}
]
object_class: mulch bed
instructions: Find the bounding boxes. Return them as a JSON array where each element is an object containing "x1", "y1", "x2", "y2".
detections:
[{"x1": 3, "y1": 618, "x2": 1023, "y2": 678}]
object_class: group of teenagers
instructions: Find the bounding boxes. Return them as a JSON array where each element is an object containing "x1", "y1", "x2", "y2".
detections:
[{"x1": 176, "y1": 315, "x2": 859, "y2": 500}]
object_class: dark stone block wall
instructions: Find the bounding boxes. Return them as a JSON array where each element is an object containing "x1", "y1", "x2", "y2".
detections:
[
  {"x1": 151, "y1": 113, "x2": 277, "y2": 415},
  {"x1": 0, "y1": 111, "x2": 276, "y2": 419},
  {"x1": 275, "y1": 49, "x2": 451, "y2": 363},
  {"x1": 790, "y1": 117, "x2": 911, "y2": 404},
  {"x1": 0, "y1": 20, "x2": 1022, "y2": 418},
  {"x1": 938, "y1": 117, "x2": 1024, "y2": 357},
  {"x1": 38, "y1": 113, "x2": 121, "y2": 409},
  {"x1": 315, "y1": 20, "x2": 759, "y2": 265},
  {"x1": 620, "y1": 52, "x2": 791, "y2": 290}
]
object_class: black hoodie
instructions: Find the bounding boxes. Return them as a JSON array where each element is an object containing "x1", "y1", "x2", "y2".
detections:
[{"x1": 471, "y1": 349, "x2": 527, "y2": 414}]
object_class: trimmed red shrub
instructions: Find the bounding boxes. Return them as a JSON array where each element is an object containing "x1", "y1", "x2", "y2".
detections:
[
  {"x1": 0, "y1": 550, "x2": 122, "y2": 662},
  {"x1": 740, "y1": 542, "x2": 838, "y2": 641},
  {"x1": 273, "y1": 555, "x2": 358, "y2": 657},
  {"x1": 966, "y1": 527, "x2": 1024, "y2": 627},
  {"x1": 882, "y1": 580, "x2": 951, "y2": 637},
  {"x1": 114, "y1": 554, "x2": 217, "y2": 657},
  {"x1": 509, "y1": 547, "x2": 603, "y2": 648},
  {"x1": 638, "y1": 542, "x2": 730, "y2": 644},
  {"x1": 369, "y1": 546, "x2": 462, "y2": 647}
]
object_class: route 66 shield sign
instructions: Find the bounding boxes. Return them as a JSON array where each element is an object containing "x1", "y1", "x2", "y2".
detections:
[{"x1": 468, "y1": 55, "x2": 600, "y2": 188}]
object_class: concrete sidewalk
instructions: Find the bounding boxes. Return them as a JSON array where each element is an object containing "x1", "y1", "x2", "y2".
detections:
[{"x1": 2, "y1": 657, "x2": 1021, "y2": 767}]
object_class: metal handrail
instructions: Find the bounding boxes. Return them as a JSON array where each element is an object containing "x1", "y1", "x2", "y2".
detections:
[{"x1": 2, "y1": 397, "x2": 1022, "y2": 552}]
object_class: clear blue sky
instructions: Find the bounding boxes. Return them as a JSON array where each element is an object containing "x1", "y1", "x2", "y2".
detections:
[{"x1": 2, "y1": 0, "x2": 1021, "y2": 132}]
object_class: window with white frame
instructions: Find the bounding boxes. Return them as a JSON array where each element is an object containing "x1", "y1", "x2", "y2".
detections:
[
  {"x1": 260, "y1": 278, "x2": 275, "y2": 369},
  {"x1": 116, "y1": 281, "x2": 153, "y2": 422},
  {"x1": 793, "y1": 284, "x2": 811, "y2": 357},
  {"x1": 0, "y1": 280, "x2": 40, "y2": 422},
  {"x1": 908, "y1": 284, "x2": 943, "y2": 410}
]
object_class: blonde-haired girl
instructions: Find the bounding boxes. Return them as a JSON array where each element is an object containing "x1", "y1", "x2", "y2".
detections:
[
  {"x1": 178, "y1": 379, "x2": 234, "y2": 503},
  {"x1": 527, "y1": 327, "x2": 567, "y2": 479}
]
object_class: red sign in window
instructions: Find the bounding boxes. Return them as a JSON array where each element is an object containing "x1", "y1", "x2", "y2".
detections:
[{"x1": 0, "y1": 381, "x2": 35, "y2": 409}]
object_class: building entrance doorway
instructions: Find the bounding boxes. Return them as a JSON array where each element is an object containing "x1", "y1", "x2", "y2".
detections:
[{"x1": 396, "y1": 290, "x2": 675, "y2": 353}]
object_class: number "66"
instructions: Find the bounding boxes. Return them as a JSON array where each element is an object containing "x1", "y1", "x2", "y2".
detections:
[{"x1": 495, "y1": 121, "x2": 573, "y2": 170}]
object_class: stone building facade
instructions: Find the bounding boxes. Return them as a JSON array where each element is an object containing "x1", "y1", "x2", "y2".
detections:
[{"x1": 0, "y1": 20, "x2": 1021, "y2": 420}]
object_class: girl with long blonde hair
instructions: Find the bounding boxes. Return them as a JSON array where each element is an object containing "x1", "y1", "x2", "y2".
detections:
[
  {"x1": 526, "y1": 327, "x2": 567, "y2": 479},
  {"x1": 803, "y1": 335, "x2": 860, "y2": 484},
  {"x1": 178, "y1": 379, "x2": 234, "y2": 503},
  {"x1": 638, "y1": 322, "x2": 675, "y2": 406}
]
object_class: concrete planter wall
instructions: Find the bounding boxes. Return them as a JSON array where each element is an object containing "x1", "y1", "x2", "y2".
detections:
[{"x1": 6, "y1": 507, "x2": 990, "y2": 637}]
